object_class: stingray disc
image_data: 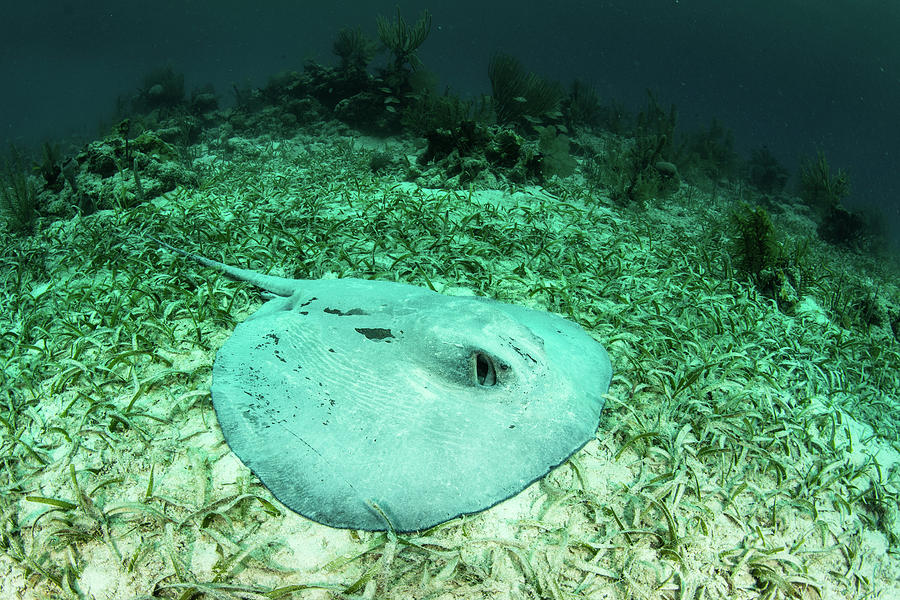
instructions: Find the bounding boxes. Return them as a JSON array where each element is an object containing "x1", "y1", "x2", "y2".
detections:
[{"x1": 211, "y1": 277, "x2": 612, "y2": 532}]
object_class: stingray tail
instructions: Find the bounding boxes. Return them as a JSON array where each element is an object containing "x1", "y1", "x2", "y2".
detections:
[{"x1": 148, "y1": 236, "x2": 299, "y2": 297}]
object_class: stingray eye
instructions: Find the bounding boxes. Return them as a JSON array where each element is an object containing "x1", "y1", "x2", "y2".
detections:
[{"x1": 473, "y1": 352, "x2": 498, "y2": 386}]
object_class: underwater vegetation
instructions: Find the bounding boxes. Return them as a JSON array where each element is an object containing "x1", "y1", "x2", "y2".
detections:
[
  {"x1": 634, "y1": 91, "x2": 677, "y2": 158},
  {"x1": 400, "y1": 91, "x2": 491, "y2": 138},
  {"x1": 132, "y1": 64, "x2": 185, "y2": 115},
  {"x1": 376, "y1": 8, "x2": 432, "y2": 75},
  {"x1": 536, "y1": 125, "x2": 577, "y2": 179},
  {"x1": 676, "y1": 118, "x2": 739, "y2": 182},
  {"x1": 488, "y1": 53, "x2": 565, "y2": 129},
  {"x1": 584, "y1": 134, "x2": 677, "y2": 207},
  {"x1": 564, "y1": 79, "x2": 602, "y2": 129},
  {"x1": 35, "y1": 142, "x2": 64, "y2": 194},
  {"x1": 332, "y1": 26, "x2": 378, "y2": 77},
  {"x1": 416, "y1": 120, "x2": 538, "y2": 185},
  {"x1": 581, "y1": 94, "x2": 679, "y2": 207},
  {"x1": 728, "y1": 203, "x2": 809, "y2": 312},
  {"x1": 2, "y1": 131, "x2": 898, "y2": 598},
  {"x1": 0, "y1": 146, "x2": 41, "y2": 235},
  {"x1": 0, "y1": 8, "x2": 893, "y2": 260},
  {"x1": 799, "y1": 150, "x2": 850, "y2": 218},
  {"x1": 747, "y1": 146, "x2": 789, "y2": 195},
  {"x1": 730, "y1": 204, "x2": 781, "y2": 284},
  {"x1": 798, "y1": 151, "x2": 880, "y2": 249},
  {"x1": 2, "y1": 12, "x2": 900, "y2": 597}
]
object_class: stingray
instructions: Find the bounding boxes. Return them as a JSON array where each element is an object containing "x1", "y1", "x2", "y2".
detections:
[{"x1": 152, "y1": 237, "x2": 612, "y2": 532}]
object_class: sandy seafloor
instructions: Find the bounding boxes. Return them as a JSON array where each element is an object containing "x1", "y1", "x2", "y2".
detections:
[{"x1": 1, "y1": 128, "x2": 899, "y2": 600}]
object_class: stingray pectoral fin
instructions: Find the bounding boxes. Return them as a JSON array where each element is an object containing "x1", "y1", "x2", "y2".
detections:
[{"x1": 213, "y1": 392, "x2": 374, "y2": 528}]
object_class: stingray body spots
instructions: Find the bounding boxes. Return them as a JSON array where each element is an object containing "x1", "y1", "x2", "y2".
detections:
[{"x1": 153, "y1": 239, "x2": 613, "y2": 532}]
